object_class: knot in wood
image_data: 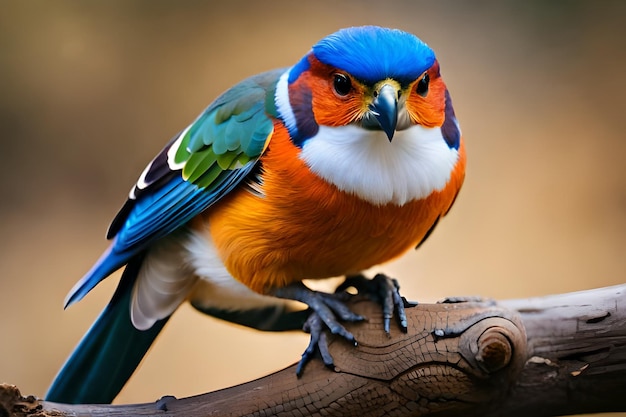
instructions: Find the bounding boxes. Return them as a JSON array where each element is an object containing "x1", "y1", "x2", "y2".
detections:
[
  {"x1": 476, "y1": 327, "x2": 513, "y2": 373},
  {"x1": 459, "y1": 315, "x2": 526, "y2": 379}
]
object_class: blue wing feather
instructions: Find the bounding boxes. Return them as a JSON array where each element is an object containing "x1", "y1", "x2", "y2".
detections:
[
  {"x1": 65, "y1": 163, "x2": 257, "y2": 308},
  {"x1": 65, "y1": 69, "x2": 284, "y2": 308}
]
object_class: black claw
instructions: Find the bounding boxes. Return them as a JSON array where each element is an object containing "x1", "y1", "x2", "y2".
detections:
[
  {"x1": 318, "y1": 292, "x2": 366, "y2": 322},
  {"x1": 339, "y1": 273, "x2": 410, "y2": 333},
  {"x1": 296, "y1": 357, "x2": 309, "y2": 378},
  {"x1": 318, "y1": 333, "x2": 335, "y2": 367},
  {"x1": 296, "y1": 312, "x2": 339, "y2": 377},
  {"x1": 271, "y1": 282, "x2": 362, "y2": 377},
  {"x1": 270, "y1": 275, "x2": 409, "y2": 377}
]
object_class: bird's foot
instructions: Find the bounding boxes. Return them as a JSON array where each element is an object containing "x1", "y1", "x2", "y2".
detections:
[
  {"x1": 270, "y1": 282, "x2": 364, "y2": 377},
  {"x1": 336, "y1": 273, "x2": 413, "y2": 334}
]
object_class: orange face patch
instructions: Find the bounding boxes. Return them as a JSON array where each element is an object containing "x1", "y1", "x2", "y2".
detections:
[
  {"x1": 292, "y1": 56, "x2": 372, "y2": 127},
  {"x1": 405, "y1": 60, "x2": 446, "y2": 128},
  {"x1": 290, "y1": 56, "x2": 447, "y2": 131}
]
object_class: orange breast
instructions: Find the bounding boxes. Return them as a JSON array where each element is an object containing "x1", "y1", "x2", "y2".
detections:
[{"x1": 200, "y1": 123, "x2": 465, "y2": 294}]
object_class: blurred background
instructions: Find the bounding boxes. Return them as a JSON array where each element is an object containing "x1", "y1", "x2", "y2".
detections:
[{"x1": 0, "y1": 0, "x2": 624, "y2": 414}]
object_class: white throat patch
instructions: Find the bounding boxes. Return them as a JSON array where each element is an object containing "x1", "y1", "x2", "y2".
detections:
[{"x1": 299, "y1": 124, "x2": 459, "y2": 206}]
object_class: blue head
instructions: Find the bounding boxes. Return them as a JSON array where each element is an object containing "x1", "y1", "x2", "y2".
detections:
[{"x1": 276, "y1": 26, "x2": 456, "y2": 146}]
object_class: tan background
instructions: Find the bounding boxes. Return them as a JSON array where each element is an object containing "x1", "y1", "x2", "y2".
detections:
[{"x1": 1, "y1": 1, "x2": 624, "y2": 415}]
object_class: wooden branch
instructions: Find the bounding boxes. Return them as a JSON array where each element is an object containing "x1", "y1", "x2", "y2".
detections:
[{"x1": 2, "y1": 284, "x2": 625, "y2": 417}]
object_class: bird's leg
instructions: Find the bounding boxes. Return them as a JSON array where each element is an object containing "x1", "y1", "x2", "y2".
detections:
[
  {"x1": 336, "y1": 273, "x2": 414, "y2": 334},
  {"x1": 270, "y1": 282, "x2": 365, "y2": 376}
]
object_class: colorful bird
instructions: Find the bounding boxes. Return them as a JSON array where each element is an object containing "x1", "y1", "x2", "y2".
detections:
[{"x1": 46, "y1": 25, "x2": 466, "y2": 404}]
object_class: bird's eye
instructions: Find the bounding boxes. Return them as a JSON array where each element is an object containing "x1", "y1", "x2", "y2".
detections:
[
  {"x1": 333, "y1": 73, "x2": 352, "y2": 96},
  {"x1": 416, "y1": 73, "x2": 429, "y2": 97}
]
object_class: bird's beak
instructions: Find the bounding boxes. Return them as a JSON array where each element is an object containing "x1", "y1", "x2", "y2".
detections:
[{"x1": 368, "y1": 83, "x2": 398, "y2": 141}]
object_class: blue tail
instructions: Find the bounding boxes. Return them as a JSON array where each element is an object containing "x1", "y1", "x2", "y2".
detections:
[{"x1": 46, "y1": 256, "x2": 169, "y2": 404}]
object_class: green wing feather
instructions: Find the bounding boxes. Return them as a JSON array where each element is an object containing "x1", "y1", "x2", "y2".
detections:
[
  {"x1": 172, "y1": 69, "x2": 285, "y2": 193},
  {"x1": 106, "y1": 69, "x2": 286, "y2": 248},
  {"x1": 88, "y1": 68, "x2": 287, "y2": 303}
]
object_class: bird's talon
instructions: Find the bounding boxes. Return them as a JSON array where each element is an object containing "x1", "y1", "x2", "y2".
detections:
[
  {"x1": 318, "y1": 333, "x2": 335, "y2": 365},
  {"x1": 338, "y1": 273, "x2": 409, "y2": 334},
  {"x1": 271, "y1": 277, "x2": 404, "y2": 376},
  {"x1": 294, "y1": 310, "x2": 345, "y2": 376}
]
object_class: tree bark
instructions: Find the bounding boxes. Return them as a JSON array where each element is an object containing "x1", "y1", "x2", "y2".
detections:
[{"x1": 2, "y1": 284, "x2": 625, "y2": 417}]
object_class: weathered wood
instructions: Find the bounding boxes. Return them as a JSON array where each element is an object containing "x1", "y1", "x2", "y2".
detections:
[
  {"x1": 2, "y1": 284, "x2": 625, "y2": 417},
  {"x1": 496, "y1": 285, "x2": 626, "y2": 416}
]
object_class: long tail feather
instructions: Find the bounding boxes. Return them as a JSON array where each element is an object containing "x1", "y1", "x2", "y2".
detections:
[{"x1": 47, "y1": 256, "x2": 169, "y2": 404}]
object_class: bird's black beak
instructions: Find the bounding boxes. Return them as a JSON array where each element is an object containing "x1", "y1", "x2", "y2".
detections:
[{"x1": 369, "y1": 83, "x2": 398, "y2": 141}]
